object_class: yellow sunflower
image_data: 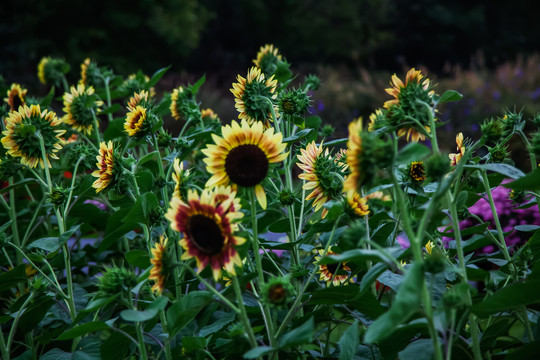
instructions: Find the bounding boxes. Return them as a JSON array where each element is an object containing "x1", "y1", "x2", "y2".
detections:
[
  {"x1": 343, "y1": 117, "x2": 363, "y2": 194},
  {"x1": 62, "y1": 84, "x2": 103, "y2": 135},
  {"x1": 149, "y1": 236, "x2": 171, "y2": 294},
  {"x1": 252, "y1": 44, "x2": 283, "y2": 76},
  {"x1": 4, "y1": 84, "x2": 27, "y2": 112},
  {"x1": 297, "y1": 141, "x2": 346, "y2": 219},
  {"x1": 231, "y1": 66, "x2": 279, "y2": 126},
  {"x1": 201, "y1": 108, "x2": 219, "y2": 121},
  {"x1": 409, "y1": 161, "x2": 426, "y2": 182},
  {"x1": 37, "y1": 57, "x2": 50, "y2": 84},
  {"x1": 449, "y1": 132, "x2": 465, "y2": 166},
  {"x1": 127, "y1": 90, "x2": 150, "y2": 111},
  {"x1": 202, "y1": 119, "x2": 288, "y2": 209},
  {"x1": 123, "y1": 105, "x2": 148, "y2": 137},
  {"x1": 315, "y1": 250, "x2": 354, "y2": 286},
  {"x1": 172, "y1": 158, "x2": 190, "y2": 200},
  {"x1": 1, "y1": 105, "x2": 65, "y2": 168},
  {"x1": 91, "y1": 141, "x2": 116, "y2": 193},
  {"x1": 346, "y1": 191, "x2": 370, "y2": 217},
  {"x1": 165, "y1": 186, "x2": 245, "y2": 281},
  {"x1": 78, "y1": 58, "x2": 92, "y2": 85},
  {"x1": 384, "y1": 68, "x2": 433, "y2": 142}
]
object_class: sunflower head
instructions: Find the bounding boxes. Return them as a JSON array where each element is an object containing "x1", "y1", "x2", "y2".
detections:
[
  {"x1": 172, "y1": 158, "x2": 191, "y2": 200},
  {"x1": 127, "y1": 90, "x2": 152, "y2": 111},
  {"x1": 170, "y1": 85, "x2": 201, "y2": 122},
  {"x1": 261, "y1": 276, "x2": 294, "y2": 308},
  {"x1": 124, "y1": 105, "x2": 151, "y2": 137},
  {"x1": 297, "y1": 141, "x2": 347, "y2": 218},
  {"x1": 62, "y1": 84, "x2": 103, "y2": 135},
  {"x1": 4, "y1": 84, "x2": 28, "y2": 112},
  {"x1": 279, "y1": 88, "x2": 311, "y2": 117},
  {"x1": 1, "y1": 105, "x2": 65, "y2": 168},
  {"x1": 488, "y1": 143, "x2": 510, "y2": 163},
  {"x1": 91, "y1": 141, "x2": 122, "y2": 193},
  {"x1": 346, "y1": 191, "x2": 370, "y2": 218},
  {"x1": 481, "y1": 117, "x2": 504, "y2": 143},
  {"x1": 121, "y1": 73, "x2": 155, "y2": 99},
  {"x1": 315, "y1": 249, "x2": 354, "y2": 286},
  {"x1": 383, "y1": 68, "x2": 435, "y2": 142},
  {"x1": 97, "y1": 266, "x2": 138, "y2": 299},
  {"x1": 368, "y1": 108, "x2": 387, "y2": 132},
  {"x1": 202, "y1": 119, "x2": 288, "y2": 209},
  {"x1": 37, "y1": 57, "x2": 70, "y2": 87},
  {"x1": 79, "y1": 58, "x2": 108, "y2": 87},
  {"x1": 408, "y1": 161, "x2": 426, "y2": 182},
  {"x1": 149, "y1": 236, "x2": 174, "y2": 294},
  {"x1": 231, "y1": 66, "x2": 279, "y2": 126},
  {"x1": 165, "y1": 186, "x2": 245, "y2": 281}
]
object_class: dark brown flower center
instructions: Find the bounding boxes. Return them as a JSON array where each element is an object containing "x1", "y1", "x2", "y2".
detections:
[
  {"x1": 188, "y1": 214, "x2": 225, "y2": 256},
  {"x1": 12, "y1": 93, "x2": 23, "y2": 111},
  {"x1": 268, "y1": 284, "x2": 286, "y2": 303},
  {"x1": 225, "y1": 144, "x2": 269, "y2": 187},
  {"x1": 326, "y1": 263, "x2": 340, "y2": 275}
]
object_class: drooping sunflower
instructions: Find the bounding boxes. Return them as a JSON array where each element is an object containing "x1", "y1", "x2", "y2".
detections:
[
  {"x1": 1, "y1": 105, "x2": 65, "y2": 168},
  {"x1": 165, "y1": 186, "x2": 245, "y2": 281},
  {"x1": 253, "y1": 44, "x2": 283, "y2": 75},
  {"x1": 4, "y1": 83, "x2": 27, "y2": 112},
  {"x1": 127, "y1": 90, "x2": 150, "y2": 111},
  {"x1": 172, "y1": 158, "x2": 190, "y2": 200},
  {"x1": 79, "y1": 58, "x2": 91, "y2": 85},
  {"x1": 297, "y1": 141, "x2": 347, "y2": 219},
  {"x1": 91, "y1": 141, "x2": 117, "y2": 193},
  {"x1": 384, "y1": 68, "x2": 435, "y2": 142},
  {"x1": 123, "y1": 105, "x2": 149, "y2": 137},
  {"x1": 449, "y1": 132, "x2": 465, "y2": 166},
  {"x1": 37, "y1": 57, "x2": 50, "y2": 85},
  {"x1": 409, "y1": 161, "x2": 426, "y2": 182},
  {"x1": 149, "y1": 236, "x2": 173, "y2": 294},
  {"x1": 343, "y1": 117, "x2": 363, "y2": 194},
  {"x1": 346, "y1": 191, "x2": 370, "y2": 217},
  {"x1": 202, "y1": 119, "x2": 287, "y2": 209},
  {"x1": 62, "y1": 84, "x2": 103, "y2": 135},
  {"x1": 231, "y1": 66, "x2": 279, "y2": 126},
  {"x1": 315, "y1": 250, "x2": 354, "y2": 286}
]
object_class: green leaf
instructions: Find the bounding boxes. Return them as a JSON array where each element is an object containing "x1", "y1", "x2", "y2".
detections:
[
  {"x1": 27, "y1": 225, "x2": 80, "y2": 252},
  {"x1": 398, "y1": 339, "x2": 434, "y2": 360},
  {"x1": 338, "y1": 320, "x2": 359, "y2": 360},
  {"x1": 57, "y1": 321, "x2": 110, "y2": 340},
  {"x1": 166, "y1": 291, "x2": 213, "y2": 336},
  {"x1": 472, "y1": 280, "x2": 540, "y2": 317},
  {"x1": 463, "y1": 163, "x2": 525, "y2": 179},
  {"x1": 360, "y1": 262, "x2": 389, "y2": 294},
  {"x1": 40, "y1": 349, "x2": 71, "y2": 360},
  {"x1": 437, "y1": 90, "x2": 463, "y2": 103},
  {"x1": 147, "y1": 66, "x2": 171, "y2": 89},
  {"x1": 100, "y1": 330, "x2": 132, "y2": 360},
  {"x1": 120, "y1": 297, "x2": 168, "y2": 322},
  {"x1": 322, "y1": 137, "x2": 348, "y2": 147},
  {"x1": 283, "y1": 128, "x2": 314, "y2": 143},
  {"x1": 268, "y1": 218, "x2": 291, "y2": 233},
  {"x1": 125, "y1": 249, "x2": 150, "y2": 269},
  {"x1": 182, "y1": 337, "x2": 207, "y2": 353},
  {"x1": 40, "y1": 86, "x2": 55, "y2": 107},
  {"x1": 199, "y1": 311, "x2": 236, "y2": 337},
  {"x1": 319, "y1": 247, "x2": 404, "y2": 265},
  {"x1": 191, "y1": 74, "x2": 206, "y2": 95},
  {"x1": 100, "y1": 103, "x2": 121, "y2": 115},
  {"x1": 396, "y1": 142, "x2": 431, "y2": 163},
  {"x1": 278, "y1": 317, "x2": 314, "y2": 349},
  {"x1": 243, "y1": 346, "x2": 275, "y2": 359},
  {"x1": 515, "y1": 225, "x2": 540, "y2": 232},
  {"x1": 0, "y1": 264, "x2": 27, "y2": 291},
  {"x1": 505, "y1": 339, "x2": 540, "y2": 360},
  {"x1": 305, "y1": 116, "x2": 322, "y2": 129},
  {"x1": 0, "y1": 178, "x2": 39, "y2": 194},
  {"x1": 364, "y1": 262, "x2": 424, "y2": 343}
]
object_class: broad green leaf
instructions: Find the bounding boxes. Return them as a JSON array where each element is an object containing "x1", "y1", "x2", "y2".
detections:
[
  {"x1": 0, "y1": 264, "x2": 27, "y2": 291},
  {"x1": 437, "y1": 90, "x2": 463, "y2": 103},
  {"x1": 305, "y1": 116, "x2": 322, "y2": 129},
  {"x1": 472, "y1": 280, "x2": 540, "y2": 317},
  {"x1": 125, "y1": 249, "x2": 150, "y2": 269},
  {"x1": 323, "y1": 137, "x2": 348, "y2": 147},
  {"x1": 505, "y1": 339, "x2": 540, "y2": 360},
  {"x1": 18, "y1": 297, "x2": 55, "y2": 333},
  {"x1": 99, "y1": 103, "x2": 121, "y2": 115},
  {"x1": 166, "y1": 291, "x2": 213, "y2": 336},
  {"x1": 243, "y1": 346, "x2": 275, "y2": 359},
  {"x1": 199, "y1": 311, "x2": 236, "y2": 337},
  {"x1": 191, "y1": 74, "x2": 206, "y2": 95},
  {"x1": 40, "y1": 349, "x2": 71, "y2": 360},
  {"x1": 28, "y1": 225, "x2": 80, "y2": 252},
  {"x1": 463, "y1": 163, "x2": 525, "y2": 179},
  {"x1": 278, "y1": 317, "x2": 314, "y2": 349},
  {"x1": 504, "y1": 167, "x2": 540, "y2": 191},
  {"x1": 338, "y1": 320, "x2": 359, "y2": 360},
  {"x1": 360, "y1": 262, "x2": 389, "y2": 294},
  {"x1": 398, "y1": 339, "x2": 434, "y2": 360},
  {"x1": 396, "y1": 142, "x2": 431, "y2": 163},
  {"x1": 268, "y1": 218, "x2": 291, "y2": 233},
  {"x1": 57, "y1": 321, "x2": 110, "y2": 340},
  {"x1": 120, "y1": 297, "x2": 168, "y2": 322},
  {"x1": 182, "y1": 336, "x2": 206, "y2": 353},
  {"x1": 283, "y1": 128, "x2": 314, "y2": 143},
  {"x1": 147, "y1": 66, "x2": 171, "y2": 89},
  {"x1": 319, "y1": 247, "x2": 404, "y2": 265},
  {"x1": 364, "y1": 262, "x2": 424, "y2": 343},
  {"x1": 514, "y1": 225, "x2": 540, "y2": 232},
  {"x1": 40, "y1": 86, "x2": 56, "y2": 107},
  {"x1": 100, "y1": 330, "x2": 132, "y2": 360},
  {"x1": 0, "y1": 178, "x2": 39, "y2": 194}
]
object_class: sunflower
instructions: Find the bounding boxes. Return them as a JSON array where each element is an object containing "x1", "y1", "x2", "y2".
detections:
[
  {"x1": 201, "y1": 108, "x2": 219, "y2": 121},
  {"x1": 62, "y1": 84, "x2": 103, "y2": 135},
  {"x1": 449, "y1": 132, "x2": 465, "y2": 166},
  {"x1": 253, "y1": 44, "x2": 283, "y2": 75},
  {"x1": 202, "y1": 119, "x2": 287, "y2": 209},
  {"x1": 297, "y1": 141, "x2": 346, "y2": 219},
  {"x1": 172, "y1": 158, "x2": 190, "y2": 200},
  {"x1": 315, "y1": 250, "x2": 354, "y2": 286},
  {"x1": 165, "y1": 186, "x2": 245, "y2": 281},
  {"x1": 346, "y1": 191, "x2": 370, "y2": 217},
  {"x1": 4, "y1": 84, "x2": 27, "y2": 112},
  {"x1": 124, "y1": 105, "x2": 148, "y2": 137},
  {"x1": 1, "y1": 105, "x2": 65, "y2": 168},
  {"x1": 91, "y1": 141, "x2": 116, "y2": 193},
  {"x1": 231, "y1": 66, "x2": 279, "y2": 126},
  {"x1": 127, "y1": 90, "x2": 150, "y2": 111},
  {"x1": 37, "y1": 57, "x2": 49, "y2": 85},
  {"x1": 384, "y1": 68, "x2": 434, "y2": 142},
  {"x1": 409, "y1": 161, "x2": 426, "y2": 182},
  {"x1": 149, "y1": 236, "x2": 172, "y2": 294},
  {"x1": 343, "y1": 117, "x2": 363, "y2": 194},
  {"x1": 79, "y1": 58, "x2": 91, "y2": 85}
]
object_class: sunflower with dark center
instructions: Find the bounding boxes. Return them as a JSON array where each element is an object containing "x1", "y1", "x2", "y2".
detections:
[
  {"x1": 253, "y1": 44, "x2": 283, "y2": 76},
  {"x1": 165, "y1": 186, "x2": 245, "y2": 281},
  {"x1": 384, "y1": 68, "x2": 435, "y2": 142},
  {"x1": 172, "y1": 158, "x2": 191, "y2": 200},
  {"x1": 297, "y1": 141, "x2": 347, "y2": 219},
  {"x1": 124, "y1": 105, "x2": 149, "y2": 137},
  {"x1": 231, "y1": 67, "x2": 279, "y2": 126},
  {"x1": 1, "y1": 105, "x2": 65, "y2": 169},
  {"x1": 346, "y1": 191, "x2": 370, "y2": 218},
  {"x1": 127, "y1": 90, "x2": 151, "y2": 111},
  {"x1": 149, "y1": 236, "x2": 173, "y2": 294},
  {"x1": 91, "y1": 141, "x2": 118, "y2": 193},
  {"x1": 202, "y1": 119, "x2": 287, "y2": 209},
  {"x1": 4, "y1": 84, "x2": 27, "y2": 112},
  {"x1": 315, "y1": 250, "x2": 354, "y2": 286},
  {"x1": 409, "y1": 161, "x2": 426, "y2": 182},
  {"x1": 62, "y1": 84, "x2": 103, "y2": 135},
  {"x1": 261, "y1": 276, "x2": 294, "y2": 308}
]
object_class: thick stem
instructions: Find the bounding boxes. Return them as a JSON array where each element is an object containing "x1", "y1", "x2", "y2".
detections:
[
  {"x1": 232, "y1": 276, "x2": 259, "y2": 349},
  {"x1": 249, "y1": 188, "x2": 265, "y2": 288}
]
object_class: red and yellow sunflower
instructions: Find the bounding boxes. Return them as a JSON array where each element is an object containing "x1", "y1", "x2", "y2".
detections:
[{"x1": 315, "y1": 250, "x2": 354, "y2": 286}]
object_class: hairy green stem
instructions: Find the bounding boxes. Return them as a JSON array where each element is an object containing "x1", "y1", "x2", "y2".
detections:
[{"x1": 232, "y1": 276, "x2": 259, "y2": 349}]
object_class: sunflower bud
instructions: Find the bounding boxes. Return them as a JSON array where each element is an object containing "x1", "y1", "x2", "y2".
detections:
[
  {"x1": 321, "y1": 124, "x2": 335, "y2": 137},
  {"x1": 279, "y1": 88, "x2": 311, "y2": 117},
  {"x1": 261, "y1": 277, "x2": 294, "y2": 308},
  {"x1": 529, "y1": 132, "x2": 540, "y2": 159},
  {"x1": 47, "y1": 185, "x2": 68, "y2": 207},
  {"x1": 531, "y1": 113, "x2": 540, "y2": 129},
  {"x1": 37, "y1": 57, "x2": 70, "y2": 87},
  {"x1": 502, "y1": 110, "x2": 524, "y2": 133},
  {"x1": 279, "y1": 189, "x2": 296, "y2": 206},
  {"x1": 97, "y1": 266, "x2": 138, "y2": 299},
  {"x1": 342, "y1": 220, "x2": 367, "y2": 248},
  {"x1": 157, "y1": 130, "x2": 172, "y2": 148},
  {"x1": 425, "y1": 153, "x2": 450, "y2": 179},
  {"x1": 423, "y1": 245, "x2": 446, "y2": 274},
  {"x1": 481, "y1": 118, "x2": 504, "y2": 143},
  {"x1": 304, "y1": 74, "x2": 320, "y2": 91}
]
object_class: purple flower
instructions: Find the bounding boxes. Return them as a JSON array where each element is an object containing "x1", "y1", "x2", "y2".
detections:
[{"x1": 84, "y1": 199, "x2": 108, "y2": 211}]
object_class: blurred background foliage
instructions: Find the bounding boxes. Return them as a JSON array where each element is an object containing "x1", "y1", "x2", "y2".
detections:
[{"x1": 2, "y1": 0, "x2": 540, "y2": 156}]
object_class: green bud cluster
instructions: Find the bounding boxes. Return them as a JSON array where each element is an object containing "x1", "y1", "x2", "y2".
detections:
[
  {"x1": 279, "y1": 88, "x2": 311, "y2": 117},
  {"x1": 425, "y1": 153, "x2": 450, "y2": 179},
  {"x1": 46, "y1": 185, "x2": 68, "y2": 207},
  {"x1": 97, "y1": 266, "x2": 138, "y2": 298},
  {"x1": 480, "y1": 118, "x2": 504, "y2": 143},
  {"x1": 279, "y1": 189, "x2": 296, "y2": 206},
  {"x1": 304, "y1": 74, "x2": 320, "y2": 91},
  {"x1": 261, "y1": 276, "x2": 294, "y2": 308}
]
